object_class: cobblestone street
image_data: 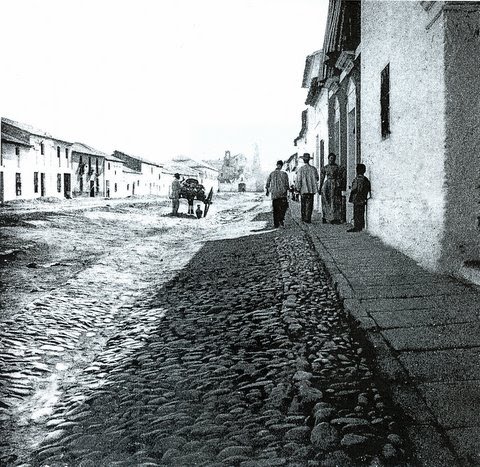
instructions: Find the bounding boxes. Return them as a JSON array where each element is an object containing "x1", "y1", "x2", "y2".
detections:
[{"x1": 1, "y1": 196, "x2": 413, "y2": 466}]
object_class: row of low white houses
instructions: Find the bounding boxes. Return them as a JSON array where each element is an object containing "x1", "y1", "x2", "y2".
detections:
[
  {"x1": 0, "y1": 118, "x2": 219, "y2": 203},
  {"x1": 293, "y1": 0, "x2": 480, "y2": 280}
]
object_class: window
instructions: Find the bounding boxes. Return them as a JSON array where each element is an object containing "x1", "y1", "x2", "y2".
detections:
[
  {"x1": 57, "y1": 174, "x2": 62, "y2": 192},
  {"x1": 381, "y1": 64, "x2": 391, "y2": 139},
  {"x1": 114, "y1": 183, "x2": 118, "y2": 192},
  {"x1": 57, "y1": 146, "x2": 61, "y2": 167},
  {"x1": 96, "y1": 159, "x2": 99, "y2": 174},
  {"x1": 34, "y1": 172, "x2": 39, "y2": 193},
  {"x1": 151, "y1": 167, "x2": 153, "y2": 174},
  {"x1": 137, "y1": 180, "x2": 140, "y2": 186},
  {"x1": 158, "y1": 174, "x2": 161, "y2": 180},
  {"x1": 320, "y1": 139, "x2": 325, "y2": 168},
  {"x1": 16, "y1": 147, "x2": 20, "y2": 167},
  {"x1": 65, "y1": 148, "x2": 69, "y2": 168},
  {"x1": 40, "y1": 142, "x2": 45, "y2": 155},
  {"x1": 16, "y1": 173, "x2": 22, "y2": 196},
  {"x1": 108, "y1": 162, "x2": 111, "y2": 170},
  {"x1": 127, "y1": 184, "x2": 129, "y2": 190}
]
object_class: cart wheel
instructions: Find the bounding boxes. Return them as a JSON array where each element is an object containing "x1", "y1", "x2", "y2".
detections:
[{"x1": 203, "y1": 188, "x2": 214, "y2": 217}]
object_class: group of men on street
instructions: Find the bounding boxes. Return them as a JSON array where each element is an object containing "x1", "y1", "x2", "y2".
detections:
[
  {"x1": 265, "y1": 153, "x2": 317, "y2": 227},
  {"x1": 265, "y1": 153, "x2": 371, "y2": 232}
]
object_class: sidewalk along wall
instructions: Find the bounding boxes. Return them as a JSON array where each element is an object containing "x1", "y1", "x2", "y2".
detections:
[
  {"x1": 361, "y1": 1, "x2": 446, "y2": 270},
  {"x1": 441, "y1": 5, "x2": 480, "y2": 273}
]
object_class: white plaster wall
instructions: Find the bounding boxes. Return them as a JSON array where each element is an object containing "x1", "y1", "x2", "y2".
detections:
[
  {"x1": 2, "y1": 144, "x2": 25, "y2": 201},
  {"x1": 140, "y1": 163, "x2": 163, "y2": 196},
  {"x1": 441, "y1": 6, "x2": 480, "y2": 271},
  {"x1": 2, "y1": 138, "x2": 73, "y2": 201},
  {"x1": 312, "y1": 90, "x2": 329, "y2": 212},
  {"x1": 104, "y1": 160, "x2": 125, "y2": 198},
  {"x1": 361, "y1": 1, "x2": 447, "y2": 270}
]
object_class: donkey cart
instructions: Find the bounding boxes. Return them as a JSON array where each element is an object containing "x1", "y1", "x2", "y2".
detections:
[{"x1": 179, "y1": 178, "x2": 214, "y2": 217}]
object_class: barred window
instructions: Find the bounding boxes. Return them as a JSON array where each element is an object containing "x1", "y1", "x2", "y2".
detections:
[
  {"x1": 381, "y1": 64, "x2": 391, "y2": 139},
  {"x1": 16, "y1": 173, "x2": 22, "y2": 196}
]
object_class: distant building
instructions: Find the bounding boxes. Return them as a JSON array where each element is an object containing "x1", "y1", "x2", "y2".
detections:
[
  {"x1": 71, "y1": 143, "x2": 123, "y2": 198},
  {"x1": 284, "y1": 153, "x2": 298, "y2": 187},
  {"x1": 219, "y1": 151, "x2": 247, "y2": 184},
  {"x1": 1, "y1": 118, "x2": 73, "y2": 202},
  {"x1": 113, "y1": 150, "x2": 165, "y2": 196},
  {"x1": 104, "y1": 154, "x2": 126, "y2": 198},
  {"x1": 294, "y1": 47, "x2": 331, "y2": 214},
  {"x1": 172, "y1": 156, "x2": 219, "y2": 193}
]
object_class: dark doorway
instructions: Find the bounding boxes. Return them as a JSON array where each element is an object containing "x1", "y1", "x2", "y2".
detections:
[
  {"x1": 106, "y1": 180, "x2": 110, "y2": 198},
  {"x1": 64, "y1": 173, "x2": 71, "y2": 198},
  {"x1": 90, "y1": 180, "x2": 95, "y2": 197},
  {"x1": 0, "y1": 172, "x2": 4, "y2": 204},
  {"x1": 40, "y1": 173, "x2": 46, "y2": 196}
]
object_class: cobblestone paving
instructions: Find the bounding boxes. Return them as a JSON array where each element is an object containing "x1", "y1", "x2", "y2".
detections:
[{"x1": 21, "y1": 220, "x2": 413, "y2": 466}]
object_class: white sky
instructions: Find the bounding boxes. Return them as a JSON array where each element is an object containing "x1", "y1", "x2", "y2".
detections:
[{"x1": 0, "y1": 0, "x2": 328, "y2": 169}]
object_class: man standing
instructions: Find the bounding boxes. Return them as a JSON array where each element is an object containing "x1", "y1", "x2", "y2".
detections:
[
  {"x1": 296, "y1": 153, "x2": 319, "y2": 223},
  {"x1": 170, "y1": 173, "x2": 181, "y2": 216},
  {"x1": 265, "y1": 160, "x2": 290, "y2": 228}
]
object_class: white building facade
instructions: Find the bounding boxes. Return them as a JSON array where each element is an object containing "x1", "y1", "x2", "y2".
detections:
[
  {"x1": 1, "y1": 118, "x2": 73, "y2": 202},
  {"x1": 361, "y1": 1, "x2": 480, "y2": 274}
]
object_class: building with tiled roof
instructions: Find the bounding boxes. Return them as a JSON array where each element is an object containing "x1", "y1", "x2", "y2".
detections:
[
  {"x1": 71, "y1": 142, "x2": 126, "y2": 198},
  {"x1": 172, "y1": 156, "x2": 219, "y2": 193},
  {"x1": 1, "y1": 118, "x2": 74, "y2": 202},
  {"x1": 113, "y1": 150, "x2": 166, "y2": 197}
]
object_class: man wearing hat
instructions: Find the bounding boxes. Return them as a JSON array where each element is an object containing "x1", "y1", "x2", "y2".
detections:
[
  {"x1": 265, "y1": 160, "x2": 290, "y2": 228},
  {"x1": 170, "y1": 173, "x2": 182, "y2": 216},
  {"x1": 295, "y1": 153, "x2": 319, "y2": 223}
]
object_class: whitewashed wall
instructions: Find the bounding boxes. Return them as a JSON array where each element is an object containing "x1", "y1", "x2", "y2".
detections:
[
  {"x1": 2, "y1": 137, "x2": 72, "y2": 201},
  {"x1": 441, "y1": 6, "x2": 480, "y2": 272},
  {"x1": 312, "y1": 91, "x2": 329, "y2": 213},
  {"x1": 361, "y1": 1, "x2": 447, "y2": 270}
]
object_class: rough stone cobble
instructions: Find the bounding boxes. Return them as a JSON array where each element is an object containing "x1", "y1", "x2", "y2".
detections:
[{"x1": 23, "y1": 219, "x2": 414, "y2": 466}]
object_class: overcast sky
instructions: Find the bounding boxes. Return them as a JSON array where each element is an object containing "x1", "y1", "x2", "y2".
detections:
[{"x1": 0, "y1": 0, "x2": 328, "y2": 169}]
